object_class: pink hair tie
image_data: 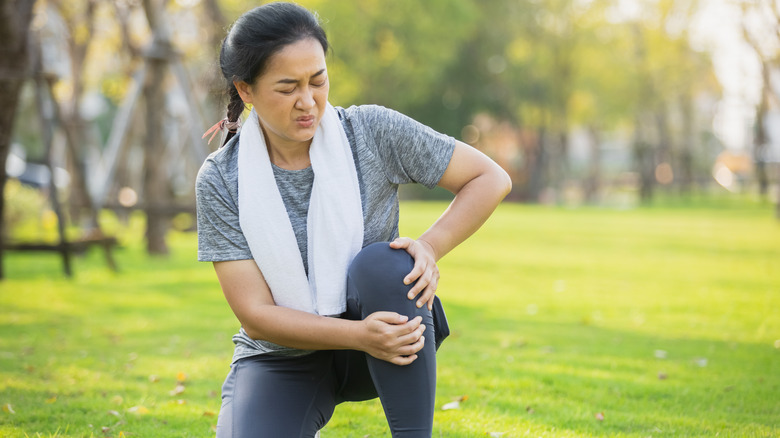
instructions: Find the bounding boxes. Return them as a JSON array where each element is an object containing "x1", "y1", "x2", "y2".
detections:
[{"x1": 202, "y1": 118, "x2": 242, "y2": 145}]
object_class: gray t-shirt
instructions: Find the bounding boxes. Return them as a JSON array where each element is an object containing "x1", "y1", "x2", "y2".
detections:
[{"x1": 196, "y1": 105, "x2": 455, "y2": 362}]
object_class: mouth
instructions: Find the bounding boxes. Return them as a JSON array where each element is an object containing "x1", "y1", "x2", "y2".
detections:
[{"x1": 296, "y1": 115, "x2": 316, "y2": 128}]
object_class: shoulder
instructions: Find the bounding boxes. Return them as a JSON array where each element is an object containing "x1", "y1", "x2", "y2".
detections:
[
  {"x1": 196, "y1": 135, "x2": 240, "y2": 192},
  {"x1": 336, "y1": 104, "x2": 408, "y2": 130}
]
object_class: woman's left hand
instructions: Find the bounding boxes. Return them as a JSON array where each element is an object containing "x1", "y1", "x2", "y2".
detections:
[{"x1": 389, "y1": 237, "x2": 439, "y2": 310}]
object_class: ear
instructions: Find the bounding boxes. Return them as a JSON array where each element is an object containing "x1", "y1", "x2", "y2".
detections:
[{"x1": 233, "y1": 80, "x2": 254, "y2": 104}]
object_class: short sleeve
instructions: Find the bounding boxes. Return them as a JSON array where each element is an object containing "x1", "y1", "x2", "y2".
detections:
[
  {"x1": 353, "y1": 105, "x2": 455, "y2": 189},
  {"x1": 195, "y1": 154, "x2": 253, "y2": 262}
]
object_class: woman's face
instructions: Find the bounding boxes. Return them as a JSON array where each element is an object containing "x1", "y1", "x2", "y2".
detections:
[{"x1": 235, "y1": 38, "x2": 329, "y2": 154}]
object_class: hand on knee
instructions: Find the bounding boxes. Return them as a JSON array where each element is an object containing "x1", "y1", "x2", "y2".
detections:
[{"x1": 356, "y1": 311, "x2": 425, "y2": 365}]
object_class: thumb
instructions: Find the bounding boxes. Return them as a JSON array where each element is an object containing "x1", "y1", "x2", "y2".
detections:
[{"x1": 389, "y1": 237, "x2": 412, "y2": 249}]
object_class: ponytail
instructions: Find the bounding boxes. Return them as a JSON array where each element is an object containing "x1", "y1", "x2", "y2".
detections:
[{"x1": 223, "y1": 83, "x2": 245, "y2": 146}]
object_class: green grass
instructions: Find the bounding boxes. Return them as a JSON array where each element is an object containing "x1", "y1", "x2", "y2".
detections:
[{"x1": 1, "y1": 200, "x2": 778, "y2": 437}]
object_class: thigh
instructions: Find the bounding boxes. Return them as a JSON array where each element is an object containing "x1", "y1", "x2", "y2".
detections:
[
  {"x1": 333, "y1": 349, "x2": 378, "y2": 403},
  {"x1": 216, "y1": 351, "x2": 337, "y2": 438}
]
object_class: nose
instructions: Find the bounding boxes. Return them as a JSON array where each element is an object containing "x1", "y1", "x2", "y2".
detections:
[{"x1": 295, "y1": 87, "x2": 315, "y2": 110}]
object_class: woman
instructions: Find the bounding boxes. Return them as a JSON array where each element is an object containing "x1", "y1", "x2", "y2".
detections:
[{"x1": 196, "y1": 2, "x2": 511, "y2": 437}]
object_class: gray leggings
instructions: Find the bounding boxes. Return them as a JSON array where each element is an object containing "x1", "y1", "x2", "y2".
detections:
[{"x1": 215, "y1": 242, "x2": 437, "y2": 437}]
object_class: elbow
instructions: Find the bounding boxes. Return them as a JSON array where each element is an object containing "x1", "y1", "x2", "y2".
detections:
[
  {"x1": 495, "y1": 164, "x2": 512, "y2": 200},
  {"x1": 236, "y1": 307, "x2": 273, "y2": 341},
  {"x1": 242, "y1": 324, "x2": 264, "y2": 340}
]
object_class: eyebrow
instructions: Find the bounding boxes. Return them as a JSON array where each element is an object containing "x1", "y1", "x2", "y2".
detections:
[{"x1": 275, "y1": 69, "x2": 326, "y2": 85}]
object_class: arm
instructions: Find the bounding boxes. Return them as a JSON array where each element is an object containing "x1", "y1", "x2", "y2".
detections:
[
  {"x1": 390, "y1": 140, "x2": 512, "y2": 308},
  {"x1": 213, "y1": 259, "x2": 426, "y2": 365}
]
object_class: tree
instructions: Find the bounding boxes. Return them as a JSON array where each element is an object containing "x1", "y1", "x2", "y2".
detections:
[
  {"x1": 739, "y1": 0, "x2": 780, "y2": 213},
  {"x1": 0, "y1": 0, "x2": 37, "y2": 279}
]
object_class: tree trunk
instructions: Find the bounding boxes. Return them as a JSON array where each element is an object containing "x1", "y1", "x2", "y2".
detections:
[
  {"x1": 143, "y1": 55, "x2": 170, "y2": 255},
  {"x1": 753, "y1": 61, "x2": 770, "y2": 197},
  {"x1": 142, "y1": 0, "x2": 171, "y2": 255},
  {"x1": 583, "y1": 126, "x2": 601, "y2": 204},
  {"x1": 0, "y1": 0, "x2": 37, "y2": 279},
  {"x1": 201, "y1": 0, "x2": 227, "y2": 51},
  {"x1": 524, "y1": 125, "x2": 547, "y2": 202},
  {"x1": 679, "y1": 94, "x2": 695, "y2": 194}
]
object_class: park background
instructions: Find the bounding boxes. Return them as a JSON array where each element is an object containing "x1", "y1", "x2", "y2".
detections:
[{"x1": 0, "y1": 0, "x2": 778, "y2": 436}]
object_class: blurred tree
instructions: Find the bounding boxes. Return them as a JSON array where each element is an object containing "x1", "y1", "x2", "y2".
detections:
[
  {"x1": 739, "y1": 0, "x2": 780, "y2": 210},
  {"x1": 41, "y1": 0, "x2": 105, "y2": 232},
  {"x1": 141, "y1": 0, "x2": 170, "y2": 255},
  {"x1": 318, "y1": 0, "x2": 477, "y2": 114},
  {"x1": 627, "y1": 0, "x2": 719, "y2": 202},
  {"x1": 0, "y1": 0, "x2": 37, "y2": 279}
]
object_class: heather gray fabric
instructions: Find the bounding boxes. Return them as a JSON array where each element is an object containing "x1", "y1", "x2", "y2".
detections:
[{"x1": 195, "y1": 105, "x2": 455, "y2": 362}]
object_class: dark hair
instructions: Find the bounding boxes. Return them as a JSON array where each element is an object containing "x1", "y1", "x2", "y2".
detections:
[{"x1": 219, "y1": 2, "x2": 329, "y2": 145}]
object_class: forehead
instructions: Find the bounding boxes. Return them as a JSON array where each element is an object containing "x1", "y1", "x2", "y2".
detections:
[{"x1": 262, "y1": 38, "x2": 327, "y2": 81}]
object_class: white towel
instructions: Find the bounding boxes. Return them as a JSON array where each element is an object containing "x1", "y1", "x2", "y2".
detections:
[{"x1": 237, "y1": 103, "x2": 364, "y2": 316}]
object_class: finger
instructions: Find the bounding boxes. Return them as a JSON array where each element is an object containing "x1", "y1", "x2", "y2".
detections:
[
  {"x1": 391, "y1": 354, "x2": 418, "y2": 366},
  {"x1": 408, "y1": 333, "x2": 425, "y2": 354},
  {"x1": 417, "y1": 276, "x2": 438, "y2": 309},
  {"x1": 398, "y1": 324, "x2": 426, "y2": 345},
  {"x1": 397, "y1": 334, "x2": 425, "y2": 357},
  {"x1": 371, "y1": 311, "x2": 407, "y2": 324},
  {"x1": 407, "y1": 265, "x2": 434, "y2": 300},
  {"x1": 388, "y1": 316, "x2": 422, "y2": 337},
  {"x1": 417, "y1": 286, "x2": 436, "y2": 309},
  {"x1": 401, "y1": 316, "x2": 423, "y2": 332},
  {"x1": 407, "y1": 278, "x2": 428, "y2": 302},
  {"x1": 389, "y1": 237, "x2": 413, "y2": 249},
  {"x1": 404, "y1": 260, "x2": 426, "y2": 287}
]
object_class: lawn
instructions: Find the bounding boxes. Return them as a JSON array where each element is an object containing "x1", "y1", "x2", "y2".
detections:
[{"x1": 1, "y1": 199, "x2": 778, "y2": 437}]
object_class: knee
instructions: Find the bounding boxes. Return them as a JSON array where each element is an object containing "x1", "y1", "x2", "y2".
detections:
[{"x1": 348, "y1": 242, "x2": 413, "y2": 291}]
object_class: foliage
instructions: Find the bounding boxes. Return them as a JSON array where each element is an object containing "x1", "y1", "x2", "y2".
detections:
[
  {"x1": 0, "y1": 200, "x2": 778, "y2": 437},
  {"x1": 2, "y1": 179, "x2": 50, "y2": 242},
  {"x1": 12, "y1": 0, "x2": 727, "y2": 206}
]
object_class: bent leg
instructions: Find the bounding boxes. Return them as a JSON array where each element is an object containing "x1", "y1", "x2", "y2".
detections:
[
  {"x1": 215, "y1": 351, "x2": 337, "y2": 438},
  {"x1": 346, "y1": 242, "x2": 436, "y2": 437}
]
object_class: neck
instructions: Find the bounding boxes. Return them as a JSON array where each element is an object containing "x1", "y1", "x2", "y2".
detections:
[{"x1": 262, "y1": 133, "x2": 312, "y2": 171}]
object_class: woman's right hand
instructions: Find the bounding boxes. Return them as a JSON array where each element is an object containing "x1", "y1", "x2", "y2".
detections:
[{"x1": 358, "y1": 312, "x2": 426, "y2": 365}]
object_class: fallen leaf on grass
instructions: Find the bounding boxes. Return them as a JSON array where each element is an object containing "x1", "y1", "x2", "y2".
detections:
[
  {"x1": 170, "y1": 383, "x2": 186, "y2": 396},
  {"x1": 525, "y1": 405, "x2": 535, "y2": 414},
  {"x1": 654, "y1": 350, "x2": 667, "y2": 359},
  {"x1": 110, "y1": 395, "x2": 124, "y2": 405},
  {"x1": 2, "y1": 403, "x2": 15, "y2": 414},
  {"x1": 108, "y1": 410, "x2": 121, "y2": 417},
  {"x1": 127, "y1": 405, "x2": 149, "y2": 415},
  {"x1": 595, "y1": 412, "x2": 605, "y2": 421},
  {"x1": 441, "y1": 401, "x2": 460, "y2": 410},
  {"x1": 695, "y1": 358, "x2": 708, "y2": 367},
  {"x1": 102, "y1": 426, "x2": 111, "y2": 434},
  {"x1": 176, "y1": 399, "x2": 186, "y2": 405},
  {"x1": 148, "y1": 375, "x2": 160, "y2": 383},
  {"x1": 176, "y1": 372, "x2": 188, "y2": 383},
  {"x1": 45, "y1": 396, "x2": 57, "y2": 404},
  {"x1": 441, "y1": 395, "x2": 468, "y2": 411},
  {"x1": 658, "y1": 372, "x2": 668, "y2": 380},
  {"x1": 203, "y1": 411, "x2": 216, "y2": 417},
  {"x1": 488, "y1": 433, "x2": 506, "y2": 437}
]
